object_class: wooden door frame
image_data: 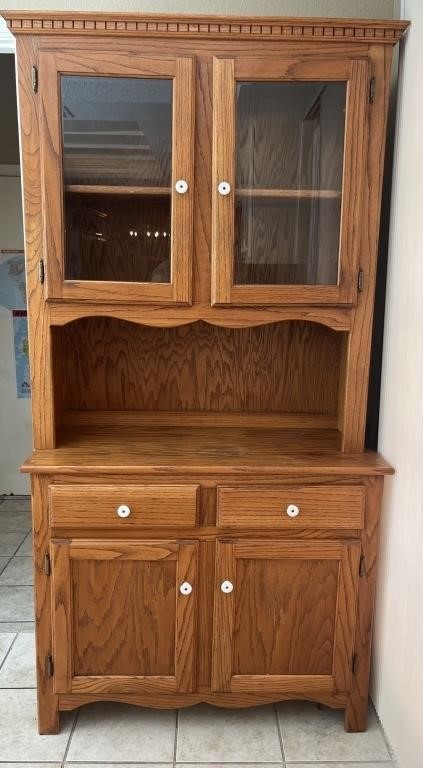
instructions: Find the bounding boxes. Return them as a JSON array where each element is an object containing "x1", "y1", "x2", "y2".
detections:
[
  {"x1": 39, "y1": 49, "x2": 194, "y2": 303},
  {"x1": 211, "y1": 538, "x2": 360, "y2": 694},
  {"x1": 51, "y1": 538, "x2": 198, "y2": 694},
  {"x1": 211, "y1": 55, "x2": 369, "y2": 306}
]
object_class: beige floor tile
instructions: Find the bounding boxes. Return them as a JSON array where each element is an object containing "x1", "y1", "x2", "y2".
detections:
[
  {"x1": 15, "y1": 532, "x2": 33, "y2": 556},
  {"x1": 0, "y1": 509, "x2": 31, "y2": 533},
  {"x1": 0, "y1": 621, "x2": 35, "y2": 632},
  {"x1": 177, "y1": 764, "x2": 283, "y2": 768},
  {"x1": 277, "y1": 702, "x2": 391, "y2": 762},
  {"x1": 0, "y1": 689, "x2": 74, "y2": 761},
  {"x1": 0, "y1": 631, "x2": 36, "y2": 687},
  {"x1": 67, "y1": 702, "x2": 176, "y2": 762},
  {"x1": 0, "y1": 556, "x2": 33, "y2": 585},
  {"x1": 177, "y1": 704, "x2": 282, "y2": 762},
  {"x1": 0, "y1": 531, "x2": 27, "y2": 556},
  {"x1": 66, "y1": 765, "x2": 173, "y2": 768},
  {"x1": 0, "y1": 765, "x2": 61, "y2": 767},
  {"x1": 286, "y1": 763, "x2": 394, "y2": 767},
  {"x1": 0, "y1": 632, "x2": 16, "y2": 665},
  {"x1": 0, "y1": 496, "x2": 31, "y2": 512},
  {"x1": 0, "y1": 586, "x2": 34, "y2": 621}
]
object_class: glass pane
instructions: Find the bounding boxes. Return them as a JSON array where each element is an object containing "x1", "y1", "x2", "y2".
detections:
[
  {"x1": 61, "y1": 75, "x2": 173, "y2": 283},
  {"x1": 235, "y1": 81, "x2": 346, "y2": 286}
]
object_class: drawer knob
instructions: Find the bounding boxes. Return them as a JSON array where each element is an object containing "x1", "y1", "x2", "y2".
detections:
[
  {"x1": 175, "y1": 179, "x2": 189, "y2": 194},
  {"x1": 117, "y1": 504, "x2": 131, "y2": 518},
  {"x1": 218, "y1": 181, "x2": 231, "y2": 196},
  {"x1": 180, "y1": 581, "x2": 193, "y2": 595},
  {"x1": 221, "y1": 580, "x2": 234, "y2": 594},
  {"x1": 286, "y1": 503, "x2": 300, "y2": 518}
]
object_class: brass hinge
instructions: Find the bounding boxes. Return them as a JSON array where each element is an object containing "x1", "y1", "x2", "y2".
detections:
[
  {"x1": 31, "y1": 65, "x2": 38, "y2": 93},
  {"x1": 43, "y1": 552, "x2": 51, "y2": 576},
  {"x1": 359, "y1": 554, "x2": 366, "y2": 577},
  {"x1": 352, "y1": 654, "x2": 358, "y2": 674},
  {"x1": 38, "y1": 258, "x2": 45, "y2": 285},
  {"x1": 369, "y1": 77, "x2": 376, "y2": 103},
  {"x1": 358, "y1": 269, "x2": 364, "y2": 293},
  {"x1": 45, "y1": 654, "x2": 54, "y2": 678}
]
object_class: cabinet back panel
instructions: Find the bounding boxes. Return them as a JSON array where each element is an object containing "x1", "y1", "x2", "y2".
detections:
[{"x1": 59, "y1": 319, "x2": 341, "y2": 415}]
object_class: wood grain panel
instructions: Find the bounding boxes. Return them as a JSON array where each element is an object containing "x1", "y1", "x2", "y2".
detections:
[
  {"x1": 51, "y1": 540, "x2": 73, "y2": 694},
  {"x1": 58, "y1": 319, "x2": 341, "y2": 416},
  {"x1": 49, "y1": 483, "x2": 199, "y2": 529},
  {"x1": 217, "y1": 485, "x2": 365, "y2": 529},
  {"x1": 233, "y1": 558, "x2": 338, "y2": 674},
  {"x1": 72, "y1": 558, "x2": 176, "y2": 676}
]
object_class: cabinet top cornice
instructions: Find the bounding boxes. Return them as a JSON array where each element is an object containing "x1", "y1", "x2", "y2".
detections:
[{"x1": 2, "y1": 11, "x2": 409, "y2": 44}]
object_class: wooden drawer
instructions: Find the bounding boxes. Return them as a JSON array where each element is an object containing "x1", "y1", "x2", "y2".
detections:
[
  {"x1": 217, "y1": 485, "x2": 365, "y2": 529},
  {"x1": 49, "y1": 484, "x2": 199, "y2": 529}
]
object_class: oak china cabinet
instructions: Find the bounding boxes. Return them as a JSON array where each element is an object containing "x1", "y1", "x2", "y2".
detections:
[{"x1": 4, "y1": 10, "x2": 408, "y2": 734}]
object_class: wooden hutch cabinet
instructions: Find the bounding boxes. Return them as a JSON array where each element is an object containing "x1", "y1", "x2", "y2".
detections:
[{"x1": 4, "y1": 11, "x2": 408, "y2": 735}]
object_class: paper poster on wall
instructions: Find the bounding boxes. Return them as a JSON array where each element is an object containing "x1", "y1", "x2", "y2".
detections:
[
  {"x1": 0, "y1": 249, "x2": 30, "y2": 398},
  {"x1": 12, "y1": 310, "x2": 30, "y2": 398}
]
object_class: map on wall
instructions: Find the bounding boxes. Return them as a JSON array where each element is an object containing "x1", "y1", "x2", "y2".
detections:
[{"x1": 0, "y1": 250, "x2": 30, "y2": 398}]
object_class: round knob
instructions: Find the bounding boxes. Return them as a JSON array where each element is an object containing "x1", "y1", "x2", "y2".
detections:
[
  {"x1": 116, "y1": 504, "x2": 131, "y2": 519},
  {"x1": 221, "y1": 580, "x2": 234, "y2": 594},
  {"x1": 218, "y1": 181, "x2": 231, "y2": 196},
  {"x1": 180, "y1": 581, "x2": 193, "y2": 595},
  {"x1": 286, "y1": 503, "x2": 300, "y2": 518},
  {"x1": 175, "y1": 179, "x2": 188, "y2": 194}
]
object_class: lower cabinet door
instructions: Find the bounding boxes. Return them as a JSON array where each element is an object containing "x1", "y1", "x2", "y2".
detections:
[
  {"x1": 211, "y1": 539, "x2": 360, "y2": 696},
  {"x1": 51, "y1": 538, "x2": 198, "y2": 695}
]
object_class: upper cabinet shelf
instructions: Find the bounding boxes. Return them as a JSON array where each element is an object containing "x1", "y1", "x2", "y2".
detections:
[{"x1": 65, "y1": 185, "x2": 172, "y2": 196}]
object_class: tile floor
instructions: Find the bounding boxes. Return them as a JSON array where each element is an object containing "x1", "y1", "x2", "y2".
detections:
[{"x1": 0, "y1": 494, "x2": 398, "y2": 767}]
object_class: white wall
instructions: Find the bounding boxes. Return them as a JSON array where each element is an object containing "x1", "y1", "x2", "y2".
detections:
[
  {"x1": 0, "y1": 173, "x2": 31, "y2": 493},
  {"x1": 372, "y1": 3, "x2": 423, "y2": 767},
  {"x1": 0, "y1": 0, "x2": 398, "y2": 17}
]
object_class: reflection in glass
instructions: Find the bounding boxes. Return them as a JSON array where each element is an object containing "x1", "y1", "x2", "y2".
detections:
[
  {"x1": 61, "y1": 75, "x2": 173, "y2": 283},
  {"x1": 235, "y1": 82, "x2": 346, "y2": 286}
]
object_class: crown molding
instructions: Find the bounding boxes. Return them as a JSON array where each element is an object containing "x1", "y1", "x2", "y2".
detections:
[{"x1": 1, "y1": 12, "x2": 409, "y2": 44}]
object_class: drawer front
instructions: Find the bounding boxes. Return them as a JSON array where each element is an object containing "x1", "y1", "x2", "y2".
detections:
[
  {"x1": 217, "y1": 485, "x2": 365, "y2": 529},
  {"x1": 49, "y1": 484, "x2": 199, "y2": 529}
]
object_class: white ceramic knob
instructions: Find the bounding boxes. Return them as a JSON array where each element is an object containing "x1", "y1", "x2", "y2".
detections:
[
  {"x1": 180, "y1": 581, "x2": 193, "y2": 595},
  {"x1": 218, "y1": 181, "x2": 231, "y2": 196},
  {"x1": 175, "y1": 179, "x2": 188, "y2": 194},
  {"x1": 117, "y1": 504, "x2": 131, "y2": 518},
  {"x1": 286, "y1": 503, "x2": 300, "y2": 518},
  {"x1": 221, "y1": 580, "x2": 234, "y2": 593}
]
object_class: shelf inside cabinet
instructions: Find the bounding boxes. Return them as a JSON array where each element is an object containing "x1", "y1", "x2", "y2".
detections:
[
  {"x1": 236, "y1": 189, "x2": 341, "y2": 199},
  {"x1": 21, "y1": 425, "x2": 393, "y2": 476},
  {"x1": 65, "y1": 185, "x2": 172, "y2": 196}
]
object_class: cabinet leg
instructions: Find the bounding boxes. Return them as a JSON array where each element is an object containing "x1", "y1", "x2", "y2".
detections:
[
  {"x1": 37, "y1": 690, "x2": 60, "y2": 735},
  {"x1": 344, "y1": 694, "x2": 368, "y2": 732}
]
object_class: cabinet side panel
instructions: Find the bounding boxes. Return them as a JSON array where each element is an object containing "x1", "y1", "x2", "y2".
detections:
[
  {"x1": 16, "y1": 37, "x2": 56, "y2": 448},
  {"x1": 340, "y1": 45, "x2": 393, "y2": 452}
]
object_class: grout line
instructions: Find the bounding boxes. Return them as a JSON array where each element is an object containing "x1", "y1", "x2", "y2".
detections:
[
  {"x1": 274, "y1": 703, "x2": 286, "y2": 765},
  {"x1": 0, "y1": 631, "x2": 18, "y2": 672},
  {"x1": 62, "y1": 707, "x2": 80, "y2": 767},
  {"x1": 173, "y1": 709, "x2": 179, "y2": 767}
]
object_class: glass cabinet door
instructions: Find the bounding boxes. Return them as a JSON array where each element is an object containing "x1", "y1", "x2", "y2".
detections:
[
  {"x1": 212, "y1": 56, "x2": 369, "y2": 305},
  {"x1": 39, "y1": 51, "x2": 194, "y2": 303}
]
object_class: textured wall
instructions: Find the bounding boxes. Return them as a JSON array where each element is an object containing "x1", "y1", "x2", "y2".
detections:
[
  {"x1": 372, "y1": 2, "x2": 423, "y2": 767},
  {"x1": 0, "y1": 0, "x2": 396, "y2": 19}
]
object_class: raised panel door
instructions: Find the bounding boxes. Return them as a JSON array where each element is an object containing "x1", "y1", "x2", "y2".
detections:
[
  {"x1": 211, "y1": 539, "x2": 360, "y2": 695},
  {"x1": 51, "y1": 539, "x2": 198, "y2": 694}
]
